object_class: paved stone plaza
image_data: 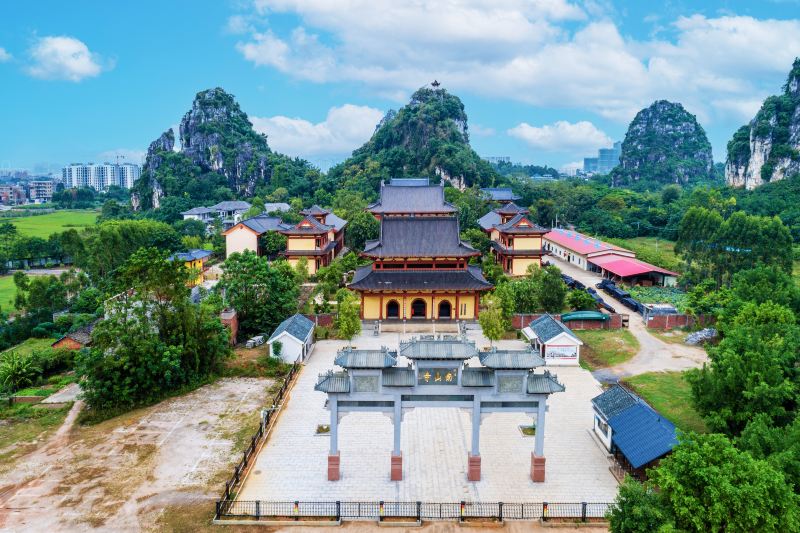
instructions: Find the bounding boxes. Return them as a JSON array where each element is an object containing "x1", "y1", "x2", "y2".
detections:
[{"x1": 238, "y1": 329, "x2": 620, "y2": 503}]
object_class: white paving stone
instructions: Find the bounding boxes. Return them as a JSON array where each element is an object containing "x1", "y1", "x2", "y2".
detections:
[{"x1": 238, "y1": 330, "x2": 619, "y2": 503}]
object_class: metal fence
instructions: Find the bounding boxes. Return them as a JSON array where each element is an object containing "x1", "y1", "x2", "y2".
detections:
[
  {"x1": 220, "y1": 362, "x2": 299, "y2": 502},
  {"x1": 215, "y1": 499, "x2": 612, "y2": 522}
]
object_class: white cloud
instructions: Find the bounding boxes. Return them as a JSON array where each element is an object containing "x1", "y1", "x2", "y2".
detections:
[
  {"x1": 0, "y1": 47, "x2": 11, "y2": 62},
  {"x1": 508, "y1": 120, "x2": 612, "y2": 154},
  {"x1": 26, "y1": 36, "x2": 105, "y2": 81},
  {"x1": 250, "y1": 104, "x2": 384, "y2": 157},
  {"x1": 470, "y1": 124, "x2": 496, "y2": 137},
  {"x1": 234, "y1": 3, "x2": 800, "y2": 125}
]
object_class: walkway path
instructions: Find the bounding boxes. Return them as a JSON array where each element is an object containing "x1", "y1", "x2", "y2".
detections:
[{"x1": 545, "y1": 257, "x2": 708, "y2": 382}]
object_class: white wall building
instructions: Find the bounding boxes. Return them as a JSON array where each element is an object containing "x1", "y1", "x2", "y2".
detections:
[
  {"x1": 61, "y1": 163, "x2": 141, "y2": 190},
  {"x1": 267, "y1": 314, "x2": 315, "y2": 363}
]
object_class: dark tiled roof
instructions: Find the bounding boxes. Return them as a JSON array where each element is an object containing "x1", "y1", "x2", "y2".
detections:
[
  {"x1": 181, "y1": 207, "x2": 215, "y2": 215},
  {"x1": 211, "y1": 200, "x2": 251, "y2": 211},
  {"x1": 363, "y1": 217, "x2": 478, "y2": 258},
  {"x1": 382, "y1": 367, "x2": 416, "y2": 386},
  {"x1": 324, "y1": 212, "x2": 347, "y2": 231},
  {"x1": 335, "y1": 347, "x2": 397, "y2": 368},
  {"x1": 591, "y1": 384, "x2": 639, "y2": 420},
  {"x1": 315, "y1": 371, "x2": 350, "y2": 393},
  {"x1": 348, "y1": 265, "x2": 492, "y2": 291},
  {"x1": 300, "y1": 204, "x2": 330, "y2": 216},
  {"x1": 389, "y1": 178, "x2": 430, "y2": 187},
  {"x1": 608, "y1": 402, "x2": 677, "y2": 468},
  {"x1": 280, "y1": 215, "x2": 331, "y2": 235},
  {"x1": 495, "y1": 202, "x2": 528, "y2": 215},
  {"x1": 263, "y1": 202, "x2": 291, "y2": 213},
  {"x1": 526, "y1": 371, "x2": 566, "y2": 394},
  {"x1": 368, "y1": 184, "x2": 456, "y2": 214},
  {"x1": 53, "y1": 321, "x2": 97, "y2": 347},
  {"x1": 479, "y1": 348, "x2": 545, "y2": 369},
  {"x1": 477, "y1": 211, "x2": 501, "y2": 231},
  {"x1": 494, "y1": 214, "x2": 548, "y2": 234},
  {"x1": 398, "y1": 337, "x2": 479, "y2": 360},
  {"x1": 268, "y1": 313, "x2": 315, "y2": 342},
  {"x1": 461, "y1": 368, "x2": 495, "y2": 387},
  {"x1": 528, "y1": 314, "x2": 578, "y2": 344},
  {"x1": 168, "y1": 249, "x2": 213, "y2": 262},
  {"x1": 481, "y1": 188, "x2": 520, "y2": 201},
  {"x1": 241, "y1": 215, "x2": 288, "y2": 234}
]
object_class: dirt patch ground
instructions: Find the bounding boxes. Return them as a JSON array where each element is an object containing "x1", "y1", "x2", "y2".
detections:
[{"x1": 0, "y1": 377, "x2": 273, "y2": 532}]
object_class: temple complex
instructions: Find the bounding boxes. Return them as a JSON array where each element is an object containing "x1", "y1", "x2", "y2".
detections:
[
  {"x1": 350, "y1": 179, "x2": 492, "y2": 320},
  {"x1": 478, "y1": 202, "x2": 548, "y2": 276}
]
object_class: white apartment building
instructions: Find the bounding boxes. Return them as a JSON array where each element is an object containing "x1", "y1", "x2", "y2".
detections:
[{"x1": 61, "y1": 162, "x2": 141, "y2": 190}]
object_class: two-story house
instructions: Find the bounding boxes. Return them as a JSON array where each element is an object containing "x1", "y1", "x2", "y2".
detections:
[
  {"x1": 280, "y1": 206, "x2": 347, "y2": 275},
  {"x1": 478, "y1": 202, "x2": 548, "y2": 276}
]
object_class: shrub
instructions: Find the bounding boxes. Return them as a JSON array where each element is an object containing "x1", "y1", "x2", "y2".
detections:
[{"x1": 0, "y1": 351, "x2": 42, "y2": 393}]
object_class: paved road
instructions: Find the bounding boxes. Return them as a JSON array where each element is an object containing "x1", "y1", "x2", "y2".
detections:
[
  {"x1": 544, "y1": 257, "x2": 708, "y2": 382},
  {"x1": 8, "y1": 268, "x2": 73, "y2": 276}
]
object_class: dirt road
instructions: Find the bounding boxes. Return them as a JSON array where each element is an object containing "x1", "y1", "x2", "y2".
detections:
[
  {"x1": 0, "y1": 377, "x2": 273, "y2": 532},
  {"x1": 545, "y1": 258, "x2": 708, "y2": 381}
]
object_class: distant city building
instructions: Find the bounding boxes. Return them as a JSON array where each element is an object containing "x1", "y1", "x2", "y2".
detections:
[
  {"x1": 61, "y1": 162, "x2": 141, "y2": 190},
  {"x1": 582, "y1": 141, "x2": 621, "y2": 174},
  {"x1": 0, "y1": 185, "x2": 26, "y2": 205},
  {"x1": 27, "y1": 180, "x2": 54, "y2": 203}
]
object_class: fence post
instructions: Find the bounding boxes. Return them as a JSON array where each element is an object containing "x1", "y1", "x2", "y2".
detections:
[
  {"x1": 294, "y1": 500, "x2": 299, "y2": 521},
  {"x1": 256, "y1": 500, "x2": 260, "y2": 518},
  {"x1": 416, "y1": 501, "x2": 421, "y2": 522},
  {"x1": 336, "y1": 500, "x2": 341, "y2": 522},
  {"x1": 498, "y1": 502, "x2": 503, "y2": 521},
  {"x1": 460, "y1": 501, "x2": 465, "y2": 523},
  {"x1": 542, "y1": 502, "x2": 548, "y2": 522},
  {"x1": 379, "y1": 500, "x2": 384, "y2": 522},
  {"x1": 581, "y1": 502, "x2": 587, "y2": 522}
]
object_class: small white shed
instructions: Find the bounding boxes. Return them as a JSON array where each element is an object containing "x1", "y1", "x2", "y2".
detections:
[
  {"x1": 267, "y1": 314, "x2": 315, "y2": 363},
  {"x1": 521, "y1": 314, "x2": 583, "y2": 366}
]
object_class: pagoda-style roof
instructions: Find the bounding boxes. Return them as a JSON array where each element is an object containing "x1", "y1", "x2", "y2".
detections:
[
  {"x1": 494, "y1": 213, "x2": 547, "y2": 234},
  {"x1": 314, "y1": 371, "x2": 350, "y2": 393},
  {"x1": 335, "y1": 347, "x2": 397, "y2": 368},
  {"x1": 300, "y1": 204, "x2": 330, "y2": 216},
  {"x1": 495, "y1": 202, "x2": 528, "y2": 215},
  {"x1": 398, "y1": 337, "x2": 479, "y2": 360},
  {"x1": 348, "y1": 265, "x2": 492, "y2": 291},
  {"x1": 362, "y1": 217, "x2": 478, "y2": 259},
  {"x1": 527, "y1": 371, "x2": 566, "y2": 394},
  {"x1": 478, "y1": 348, "x2": 546, "y2": 369},
  {"x1": 279, "y1": 212, "x2": 347, "y2": 235},
  {"x1": 368, "y1": 181, "x2": 456, "y2": 215}
]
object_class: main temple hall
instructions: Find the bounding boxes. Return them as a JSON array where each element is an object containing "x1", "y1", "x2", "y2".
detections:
[{"x1": 349, "y1": 179, "x2": 493, "y2": 320}]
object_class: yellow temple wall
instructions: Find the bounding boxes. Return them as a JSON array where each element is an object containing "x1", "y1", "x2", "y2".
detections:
[
  {"x1": 287, "y1": 237, "x2": 316, "y2": 251},
  {"x1": 514, "y1": 236, "x2": 542, "y2": 249},
  {"x1": 512, "y1": 257, "x2": 540, "y2": 276}
]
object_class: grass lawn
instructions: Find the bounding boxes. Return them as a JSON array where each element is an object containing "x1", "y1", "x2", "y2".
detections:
[
  {"x1": 8, "y1": 209, "x2": 97, "y2": 238},
  {"x1": 577, "y1": 329, "x2": 639, "y2": 370},
  {"x1": 0, "y1": 275, "x2": 14, "y2": 312},
  {"x1": 1, "y1": 337, "x2": 56, "y2": 356},
  {"x1": 623, "y1": 371, "x2": 708, "y2": 434},
  {"x1": 606, "y1": 236, "x2": 682, "y2": 273}
]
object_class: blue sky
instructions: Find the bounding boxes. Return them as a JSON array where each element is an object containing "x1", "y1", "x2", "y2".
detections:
[{"x1": 2, "y1": 1, "x2": 799, "y2": 174}]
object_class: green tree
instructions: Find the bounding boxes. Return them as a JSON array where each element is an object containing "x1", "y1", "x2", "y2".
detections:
[
  {"x1": 220, "y1": 251, "x2": 299, "y2": 336},
  {"x1": 258, "y1": 231, "x2": 287, "y2": 258},
  {"x1": 529, "y1": 264, "x2": 567, "y2": 313},
  {"x1": 607, "y1": 477, "x2": 673, "y2": 533},
  {"x1": 651, "y1": 433, "x2": 798, "y2": 532},
  {"x1": 335, "y1": 289, "x2": 361, "y2": 346},
  {"x1": 687, "y1": 302, "x2": 800, "y2": 435},
  {"x1": 737, "y1": 414, "x2": 800, "y2": 494},
  {"x1": 567, "y1": 289, "x2": 597, "y2": 311},
  {"x1": 345, "y1": 210, "x2": 380, "y2": 252},
  {"x1": 478, "y1": 294, "x2": 506, "y2": 346},
  {"x1": 0, "y1": 351, "x2": 42, "y2": 393}
]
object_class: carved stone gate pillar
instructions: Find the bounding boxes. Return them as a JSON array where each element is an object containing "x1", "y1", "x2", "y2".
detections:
[
  {"x1": 467, "y1": 396, "x2": 481, "y2": 481},
  {"x1": 328, "y1": 397, "x2": 340, "y2": 481},
  {"x1": 531, "y1": 399, "x2": 546, "y2": 482},
  {"x1": 391, "y1": 398, "x2": 403, "y2": 481}
]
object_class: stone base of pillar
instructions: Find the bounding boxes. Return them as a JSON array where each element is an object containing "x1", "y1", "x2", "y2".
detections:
[
  {"x1": 390, "y1": 453, "x2": 402, "y2": 481},
  {"x1": 328, "y1": 453, "x2": 340, "y2": 481},
  {"x1": 531, "y1": 453, "x2": 546, "y2": 482},
  {"x1": 467, "y1": 454, "x2": 481, "y2": 482}
]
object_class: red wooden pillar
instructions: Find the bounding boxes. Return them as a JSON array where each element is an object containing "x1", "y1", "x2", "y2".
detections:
[
  {"x1": 455, "y1": 294, "x2": 460, "y2": 319},
  {"x1": 474, "y1": 293, "x2": 479, "y2": 318},
  {"x1": 379, "y1": 295, "x2": 384, "y2": 320}
]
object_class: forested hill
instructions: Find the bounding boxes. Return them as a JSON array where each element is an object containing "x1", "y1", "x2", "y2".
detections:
[
  {"x1": 132, "y1": 88, "x2": 322, "y2": 210},
  {"x1": 726, "y1": 58, "x2": 800, "y2": 190},
  {"x1": 611, "y1": 100, "x2": 715, "y2": 189},
  {"x1": 324, "y1": 86, "x2": 498, "y2": 195}
]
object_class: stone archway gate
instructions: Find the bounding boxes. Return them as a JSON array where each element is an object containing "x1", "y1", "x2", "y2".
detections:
[{"x1": 315, "y1": 336, "x2": 565, "y2": 482}]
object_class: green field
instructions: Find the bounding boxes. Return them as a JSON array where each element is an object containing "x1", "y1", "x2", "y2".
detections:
[
  {"x1": 0, "y1": 276, "x2": 15, "y2": 313},
  {"x1": 8, "y1": 209, "x2": 98, "y2": 238},
  {"x1": 606, "y1": 236, "x2": 682, "y2": 273},
  {"x1": 576, "y1": 329, "x2": 640, "y2": 370},
  {"x1": 1, "y1": 337, "x2": 56, "y2": 356},
  {"x1": 623, "y1": 371, "x2": 708, "y2": 434}
]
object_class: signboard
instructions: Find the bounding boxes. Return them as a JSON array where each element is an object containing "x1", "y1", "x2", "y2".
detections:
[
  {"x1": 417, "y1": 367, "x2": 459, "y2": 385},
  {"x1": 545, "y1": 345, "x2": 578, "y2": 362}
]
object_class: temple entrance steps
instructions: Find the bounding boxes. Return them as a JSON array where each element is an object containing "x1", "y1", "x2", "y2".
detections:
[{"x1": 367, "y1": 319, "x2": 464, "y2": 334}]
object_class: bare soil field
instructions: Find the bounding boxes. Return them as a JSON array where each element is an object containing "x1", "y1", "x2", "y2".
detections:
[{"x1": 0, "y1": 377, "x2": 273, "y2": 532}]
